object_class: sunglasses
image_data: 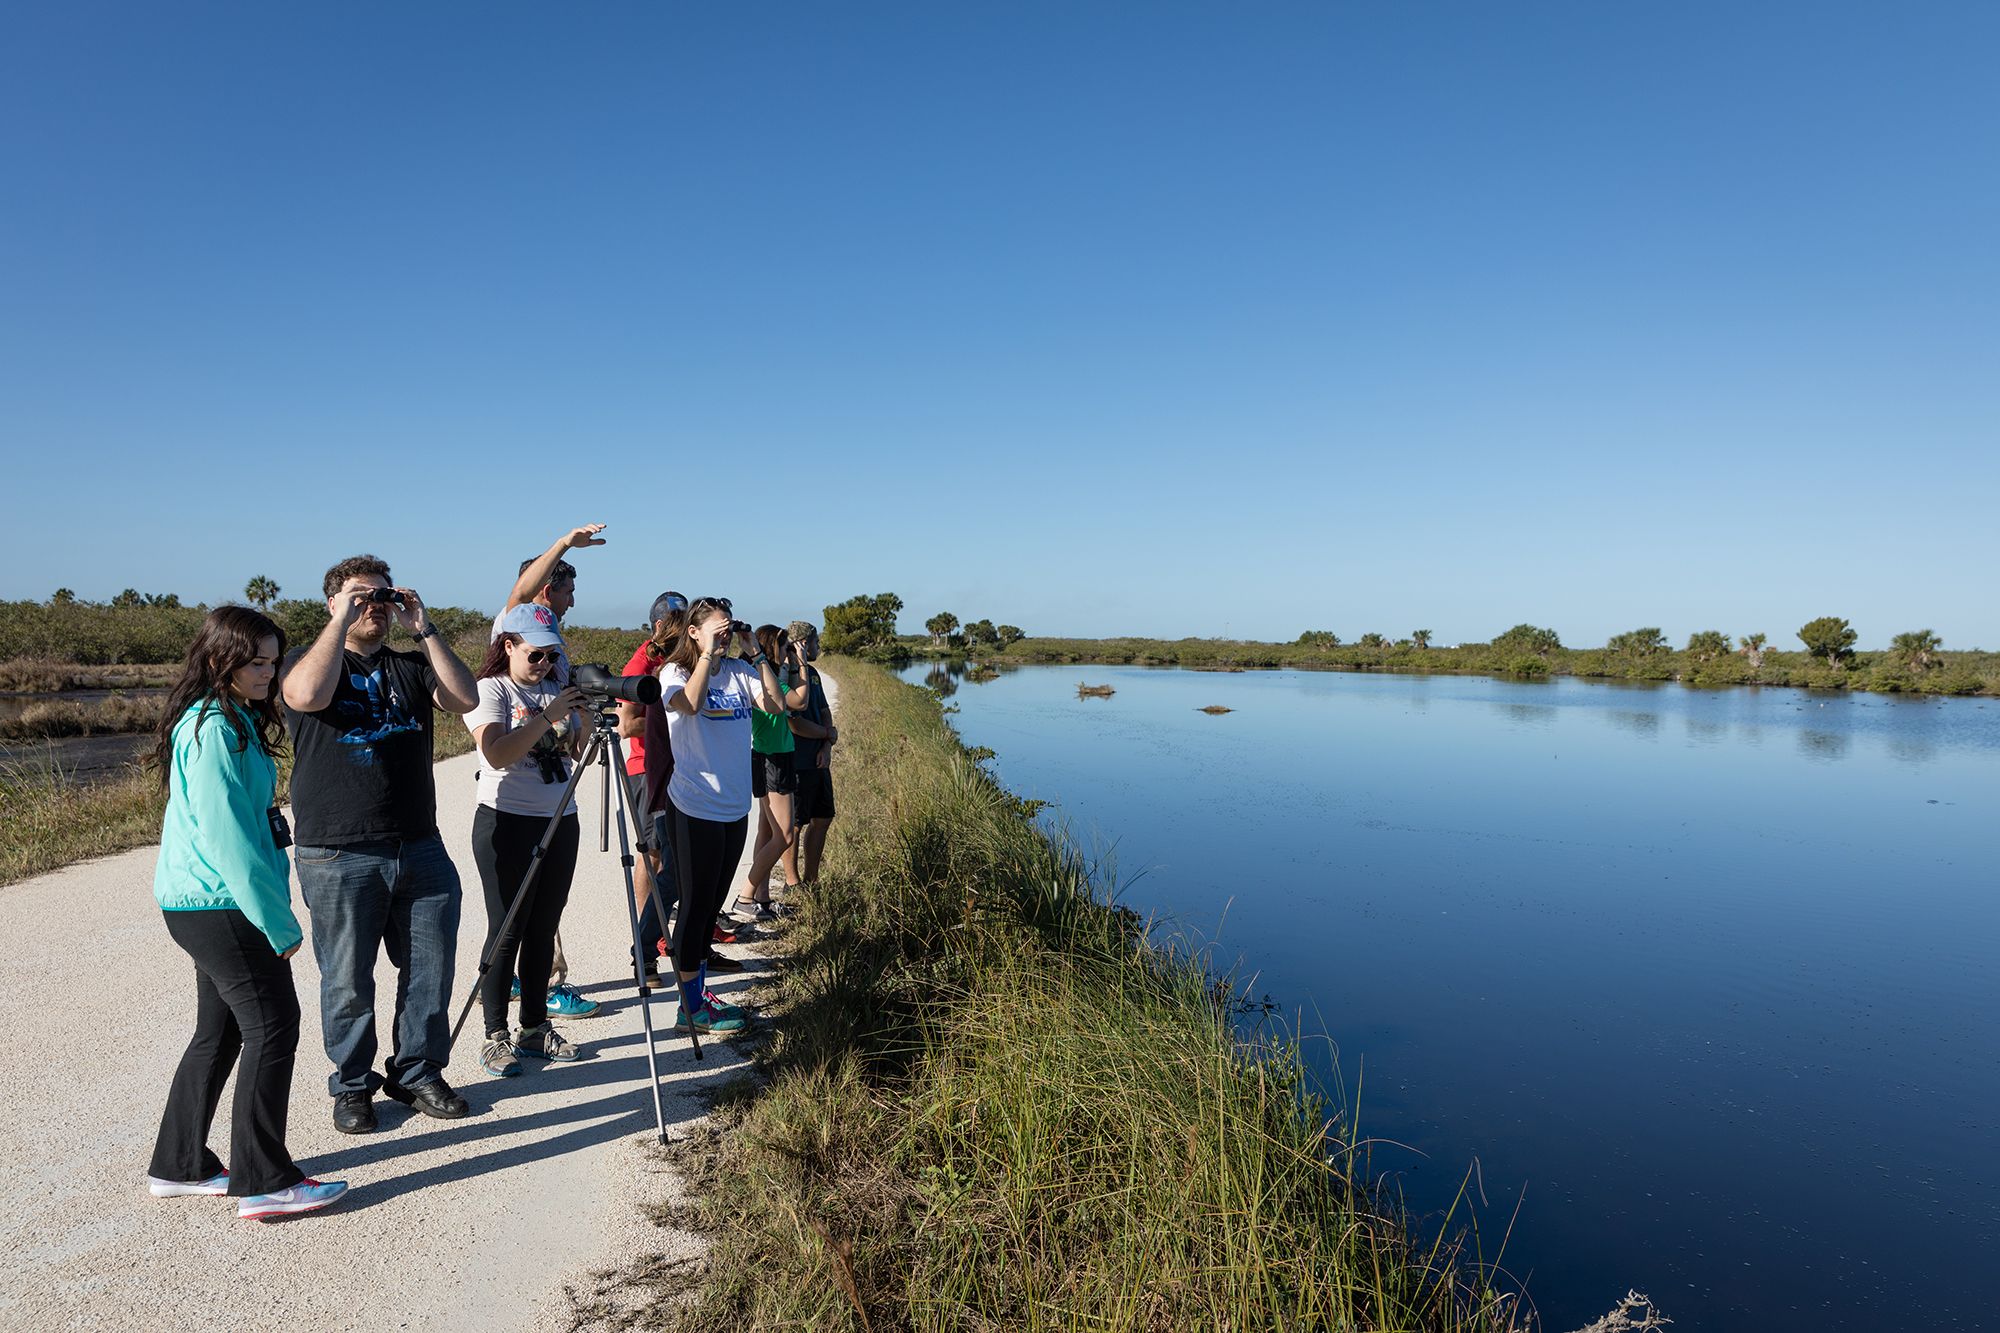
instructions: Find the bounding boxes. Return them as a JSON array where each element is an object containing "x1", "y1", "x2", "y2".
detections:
[
  {"x1": 522, "y1": 649, "x2": 555, "y2": 664},
  {"x1": 690, "y1": 597, "x2": 732, "y2": 615}
]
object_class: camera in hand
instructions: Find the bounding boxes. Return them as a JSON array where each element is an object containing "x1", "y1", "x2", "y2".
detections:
[
  {"x1": 366, "y1": 588, "x2": 407, "y2": 606},
  {"x1": 571, "y1": 661, "x2": 663, "y2": 707}
]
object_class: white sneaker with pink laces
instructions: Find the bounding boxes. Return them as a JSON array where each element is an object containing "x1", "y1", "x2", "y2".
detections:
[{"x1": 148, "y1": 1170, "x2": 229, "y2": 1198}]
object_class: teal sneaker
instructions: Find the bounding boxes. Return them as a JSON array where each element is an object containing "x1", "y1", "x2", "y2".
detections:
[
  {"x1": 676, "y1": 1000, "x2": 748, "y2": 1037},
  {"x1": 509, "y1": 977, "x2": 521, "y2": 1000},
  {"x1": 545, "y1": 983, "x2": 600, "y2": 1019},
  {"x1": 703, "y1": 990, "x2": 745, "y2": 1020}
]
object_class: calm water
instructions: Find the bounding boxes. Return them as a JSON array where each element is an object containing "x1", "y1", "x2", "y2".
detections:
[{"x1": 903, "y1": 662, "x2": 2000, "y2": 1332}]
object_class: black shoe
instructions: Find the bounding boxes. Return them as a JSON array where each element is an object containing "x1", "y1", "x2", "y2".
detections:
[
  {"x1": 332, "y1": 1091, "x2": 377, "y2": 1134},
  {"x1": 382, "y1": 1075, "x2": 471, "y2": 1120},
  {"x1": 705, "y1": 949, "x2": 744, "y2": 972}
]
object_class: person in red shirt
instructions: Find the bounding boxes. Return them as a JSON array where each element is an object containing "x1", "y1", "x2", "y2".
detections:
[{"x1": 615, "y1": 591, "x2": 742, "y2": 974}]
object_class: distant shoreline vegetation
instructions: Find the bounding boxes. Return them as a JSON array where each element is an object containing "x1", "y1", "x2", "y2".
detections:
[{"x1": 888, "y1": 610, "x2": 1996, "y2": 699}]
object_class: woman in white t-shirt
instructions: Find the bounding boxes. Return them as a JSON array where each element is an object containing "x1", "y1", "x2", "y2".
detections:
[
  {"x1": 657, "y1": 597, "x2": 785, "y2": 1036},
  {"x1": 466, "y1": 615, "x2": 587, "y2": 1076}
]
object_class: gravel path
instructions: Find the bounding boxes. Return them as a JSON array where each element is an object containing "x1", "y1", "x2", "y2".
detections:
[{"x1": 0, "y1": 673, "x2": 836, "y2": 1333}]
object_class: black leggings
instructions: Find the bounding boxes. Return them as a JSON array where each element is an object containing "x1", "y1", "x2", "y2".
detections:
[
  {"x1": 472, "y1": 804, "x2": 579, "y2": 1036},
  {"x1": 667, "y1": 803, "x2": 748, "y2": 974},
  {"x1": 152, "y1": 909, "x2": 304, "y2": 1197}
]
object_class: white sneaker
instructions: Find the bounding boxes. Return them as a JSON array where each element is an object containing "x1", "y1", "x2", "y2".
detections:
[
  {"x1": 148, "y1": 1170, "x2": 229, "y2": 1198},
  {"x1": 238, "y1": 1177, "x2": 348, "y2": 1220}
]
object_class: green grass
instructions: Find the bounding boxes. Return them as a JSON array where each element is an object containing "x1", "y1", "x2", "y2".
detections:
[{"x1": 654, "y1": 659, "x2": 1525, "y2": 1332}]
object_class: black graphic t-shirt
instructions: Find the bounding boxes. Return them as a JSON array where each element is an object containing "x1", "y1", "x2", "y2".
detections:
[{"x1": 283, "y1": 646, "x2": 440, "y2": 845}]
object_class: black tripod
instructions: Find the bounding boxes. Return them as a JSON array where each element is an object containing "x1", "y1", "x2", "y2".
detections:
[{"x1": 448, "y1": 703, "x2": 700, "y2": 1146}]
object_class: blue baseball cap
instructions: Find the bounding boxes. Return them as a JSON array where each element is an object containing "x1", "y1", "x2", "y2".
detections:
[
  {"x1": 497, "y1": 602, "x2": 565, "y2": 648},
  {"x1": 648, "y1": 590, "x2": 688, "y2": 623}
]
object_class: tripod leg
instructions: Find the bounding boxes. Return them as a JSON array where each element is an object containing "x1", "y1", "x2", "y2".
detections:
[
  {"x1": 448, "y1": 733, "x2": 601, "y2": 1050},
  {"x1": 605, "y1": 734, "x2": 673, "y2": 1145}
]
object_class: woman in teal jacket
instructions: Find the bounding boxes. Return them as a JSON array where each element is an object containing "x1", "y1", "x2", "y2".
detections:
[{"x1": 148, "y1": 606, "x2": 347, "y2": 1221}]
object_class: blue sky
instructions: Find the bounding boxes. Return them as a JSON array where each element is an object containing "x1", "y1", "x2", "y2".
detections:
[{"x1": 4, "y1": 3, "x2": 1995, "y2": 648}]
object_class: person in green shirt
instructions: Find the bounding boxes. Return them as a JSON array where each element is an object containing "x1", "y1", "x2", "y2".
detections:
[
  {"x1": 149, "y1": 606, "x2": 348, "y2": 1221},
  {"x1": 734, "y1": 624, "x2": 810, "y2": 922}
]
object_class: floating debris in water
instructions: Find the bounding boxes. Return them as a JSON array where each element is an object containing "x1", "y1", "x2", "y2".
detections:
[
  {"x1": 1198, "y1": 705, "x2": 1233, "y2": 714},
  {"x1": 1077, "y1": 683, "x2": 1115, "y2": 698}
]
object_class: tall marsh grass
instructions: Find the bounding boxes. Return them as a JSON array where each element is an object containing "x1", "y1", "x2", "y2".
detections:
[{"x1": 659, "y1": 660, "x2": 1526, "y2": 1332}]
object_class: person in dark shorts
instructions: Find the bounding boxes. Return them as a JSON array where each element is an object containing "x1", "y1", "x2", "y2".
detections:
[
  {"x1": 735, "y1": 624, "x2": 809, "y2": 922},
  {"x1": 282, "y1": 554, "x2": 480, "y2": 1133},
  {"x1": 784, "y1": 620, "x2": 838, "y2": 885}
]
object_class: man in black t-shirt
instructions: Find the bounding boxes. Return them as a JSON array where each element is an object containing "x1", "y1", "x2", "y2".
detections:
[{"x1": 283, "y1": 554, "x2": 479, "y2": 1133}]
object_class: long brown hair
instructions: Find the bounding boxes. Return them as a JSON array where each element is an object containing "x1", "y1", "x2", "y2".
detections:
[
  {"x1": 476, "y1": 632, "x2": 519, "y2": 680},
  {"x1": 644, "y1": 600, "x2": 689, "y2": 663},
  {"x1": 152, "y1": 606, "x2": 287, "y2": 789},
  {"x1": 667, "y1": 598, "x2": 734, "y2": 676},
  {"x1": 753, "y1": 623, "x2": 788, "y2": 668}
]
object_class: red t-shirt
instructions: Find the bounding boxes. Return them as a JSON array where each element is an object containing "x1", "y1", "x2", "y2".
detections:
[{"x1": 621, "y1": 641, "x2": 664, "y2": 776}]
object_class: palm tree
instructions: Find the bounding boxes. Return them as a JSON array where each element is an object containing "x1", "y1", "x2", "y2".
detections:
[
  {"x1": 1411, "y1": 629, "x2": 1432, "y2": 649},
  {"x1": 1890, "y1": 629, "x2": 1942, "y2": 671},
  {"x1": 244, "y1": 575, "x2": 280, "y2": 610},
  {"x1": 1738, "y1": 632, "x2": 1768, "y2": 671}
]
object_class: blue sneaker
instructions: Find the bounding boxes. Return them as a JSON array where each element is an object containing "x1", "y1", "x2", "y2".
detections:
[
  {"x1": 545, "y1": 982, "x2": 600, "y2": 1019},
  {"x1": 510, "y1": 977, "x2": 521, "y2": 1000},
  {"x1": 237, "y1": 1177, "x2": 348, "y2": 1220}
]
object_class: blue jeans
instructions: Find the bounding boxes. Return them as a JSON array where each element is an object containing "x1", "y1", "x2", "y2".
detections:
[{"x1": 296, "y1": 835, "x2": 462, "y2": 1097}]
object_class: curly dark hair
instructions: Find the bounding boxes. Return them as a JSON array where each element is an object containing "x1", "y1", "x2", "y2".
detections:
[
  {"x1": 322, "y1": 554, "x2": 391, "y2": 600},
  {"x1": 151, "y1": 606, "x2": 288, "y2": 790}
]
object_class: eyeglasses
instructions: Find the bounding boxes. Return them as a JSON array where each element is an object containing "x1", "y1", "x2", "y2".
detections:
[
  {"x1": 523, "y1": 649, "x2": 554, "y2": 664},
  {"x1": 689, "y1": 597, "x2": 732, "y2": 617}
]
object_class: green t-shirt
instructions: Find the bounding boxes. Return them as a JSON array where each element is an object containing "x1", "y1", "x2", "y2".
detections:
[{"x1": 751, "y1": 668, "x2": 795, "y2": 755}]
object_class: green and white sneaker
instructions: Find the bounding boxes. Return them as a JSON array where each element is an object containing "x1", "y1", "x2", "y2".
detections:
[
  {"x1": 676, "y1": 1000, "x2": 748, "y2": 1037},
  {"x1": 514, "y1": 1023, "x2": 581, "y2": 1062},
  {"x1": 480, "y1": 1032, "x2": 522, "y2": 1077}
]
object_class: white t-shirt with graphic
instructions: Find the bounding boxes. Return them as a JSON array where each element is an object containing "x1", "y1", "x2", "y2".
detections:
[
  {"x1": 658, "y1": 658, "x2": 761, "y2": 822},
  {"x1": 466, "y1": 675, "x2": 580, "y2": 817}
]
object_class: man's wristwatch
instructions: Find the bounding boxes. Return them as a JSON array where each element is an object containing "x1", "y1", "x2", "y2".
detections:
[{"x1": 414, "y1": 625, "x2": 439, "y2": 640}]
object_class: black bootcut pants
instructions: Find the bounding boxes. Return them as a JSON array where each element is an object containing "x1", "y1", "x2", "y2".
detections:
[
  {"x1": 151, "y1": 909, "x2": 305, "y2": 1198},
  {"x1": 472, "y1": 804, "x2": 579, "y2": 1038},
  {"x1": 668, "y1": 806, "x2": 748, "y2": 973}
]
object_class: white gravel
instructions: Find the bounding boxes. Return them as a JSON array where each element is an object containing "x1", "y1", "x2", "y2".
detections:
[{"x1": 0, "y1": 673, "x2": 836, "y2": 1333}]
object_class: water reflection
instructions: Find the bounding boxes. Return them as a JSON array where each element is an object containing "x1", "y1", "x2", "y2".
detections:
[
  {"x1": 1607, "y1": 709, "x2": 1661, "y2": 739},
  {"x1": 1685, "y1": 716, "x2": 1727, "y2": 744},
  {"x1": 1500, "y1": 702, "x2": 1555, "y2": 727},
  {"x1": 1798, "y1": 728, "x2": 1850, "y2": 762},
  {"x1": 924, "y1": 665, "x2": 959, "y2": 698}
]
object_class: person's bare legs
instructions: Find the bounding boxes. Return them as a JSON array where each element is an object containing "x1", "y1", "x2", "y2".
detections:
[
  {"x1": 801, "y1": 816, "x2": 832, "y2": 883},
  {"x1": 780, "y1": 818, "x2": 803, "y2": 887},
  {"x1": 740, "y1": 790, "x2": 794, "y2": 907}
]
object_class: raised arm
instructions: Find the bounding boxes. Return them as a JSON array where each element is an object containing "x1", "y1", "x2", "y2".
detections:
[
  {"x1": 282, "y1": 590, "x2": 369, "y2": 713},
  {"x1": 389, "y1": 589, "x2": 478, "y2": 714},
  {"x1": 506, "y1": 524, "x2": 606, "y2": 611}
]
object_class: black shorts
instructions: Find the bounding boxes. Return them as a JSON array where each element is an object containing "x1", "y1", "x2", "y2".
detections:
[
  {"x1": 793, "y1": 765, "x2": 836, "y2": 823},
  {"x1": 752, "y1": 752, "x2": 797, "y2": 798}
]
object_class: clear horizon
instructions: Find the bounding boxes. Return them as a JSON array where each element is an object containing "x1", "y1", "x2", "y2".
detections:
[{"x1": 5, "y1": 4, "x2": 1996, "y2": 649}]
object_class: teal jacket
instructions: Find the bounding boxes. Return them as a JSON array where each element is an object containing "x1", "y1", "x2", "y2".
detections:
[{"x1": 153, "y1": 700, "x2": 302, "y2": 954}]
